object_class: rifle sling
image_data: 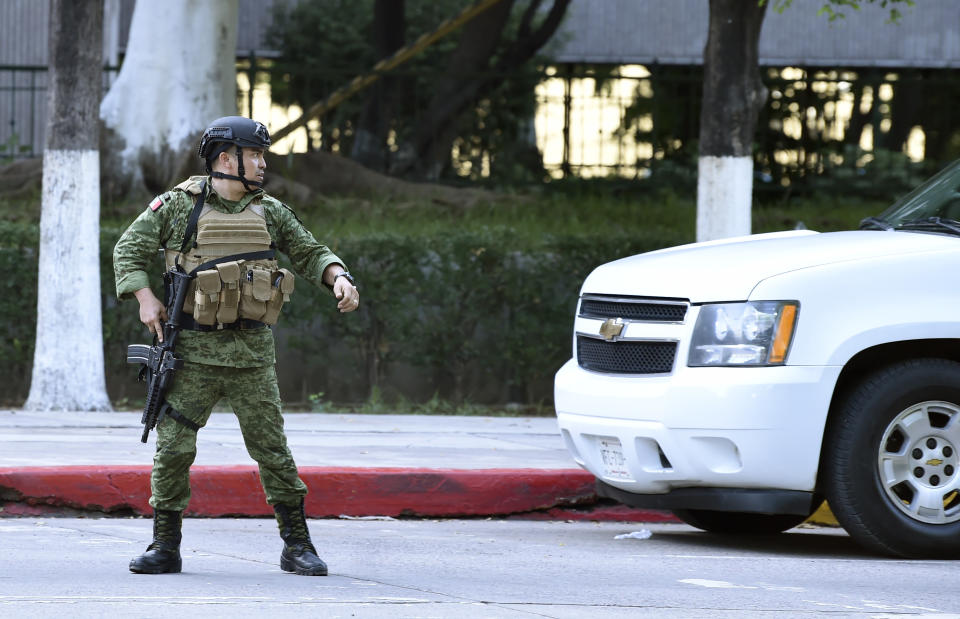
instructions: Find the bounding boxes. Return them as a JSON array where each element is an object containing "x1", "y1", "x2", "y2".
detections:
[
  {"x1": 179, "y1": 181, "x2": 207, "y2": 254},
  {"x1": 159, "y1": 402, "x2": 201, "y2": 432}
]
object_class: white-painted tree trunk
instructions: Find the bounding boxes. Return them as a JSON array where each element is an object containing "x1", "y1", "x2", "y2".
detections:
[
  {"x1": 696, "y1": 155, "x2": 753, "y2": 243},
  {"x1": 697, "y1": 1, "x2": 767, "y2": 244},
  {"x1": 25, "y1": 153, "x2": 112, "y2": 411},
  {"x1": 26, "y1": 0, "x2": 111, "y2": 411},
  {"x1": 99, "y1": 0, "x2": 238, "y2": 190}
]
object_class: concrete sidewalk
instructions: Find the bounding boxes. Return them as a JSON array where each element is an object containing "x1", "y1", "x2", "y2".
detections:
[
  {"x1": 0, "y1": 410, "x2": 670, "y2": 522},
  {"x1": 0, "y1": 410, "x2": 575, "y2": 468}
]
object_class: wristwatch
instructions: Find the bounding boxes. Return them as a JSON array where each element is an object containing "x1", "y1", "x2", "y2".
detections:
[{"x1": 334, "y1": 271, "x2": 356, "y2": 286}]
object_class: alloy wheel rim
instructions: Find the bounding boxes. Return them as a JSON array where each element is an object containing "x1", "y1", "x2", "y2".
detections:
[{"x1": 877, "y1": 400, "x2": 960, "y2": 525}]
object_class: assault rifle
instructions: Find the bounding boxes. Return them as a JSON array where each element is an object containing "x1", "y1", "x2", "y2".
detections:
[{"x1": 126, "y1": 267, "x2": 192, "y2": 443}]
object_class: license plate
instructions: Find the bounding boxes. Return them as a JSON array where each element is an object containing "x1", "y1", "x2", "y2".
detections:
[{"x1": 596, "y1": 437, "x2": 631, "y2": 480}]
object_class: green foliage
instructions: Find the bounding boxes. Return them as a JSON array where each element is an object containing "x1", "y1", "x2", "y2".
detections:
[
  {"x1": 615, "y1": 65, "x2": 703, "y2": 165},
  {"x1": 277, "y1": 224, "x2": 686, "y2": 404},
  {"x1": 266, "y1": 0, "x2": 461, "y2": 111},
  {"x1": 0, "y1": 189, "x2": 893, "y2": 406},
  {"x1": 0, "y1": 133, "x2": 32, "y2": 163},
  {"x1": 612, "y1": 58, "x2": 947, "y2": 194},
  {"x1": 753, "y1": 195, "x2": 880, "y2": 233},
  {"x1": 798, "y1": 146, "x2": 930, "y2": 198},
  {"x1": 265, "y1": 0, "x2": 551, "y2": 181},
  {"x1": 766, "y1": 0, "x2": 916, "y2": 22},
  {"x1": 266, "y1": 0, "x2": 468, "y2": 154},
  {"x1": 0, "y1": 224, "x2": 38, "y2": 398},
  {"x1": 0, "y1": 195, "x2": 41, "y2": 223},
  {"x1": 307, "y1": 391, "x2": 329, "y2": 412},
  {"x1": 266, "y1": 0, "x2": 375, "y2": 127}
]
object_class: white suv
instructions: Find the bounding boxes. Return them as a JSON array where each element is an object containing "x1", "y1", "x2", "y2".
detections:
[{"x1": 555, "y1": 160, "x2": 960, "y2": 558}]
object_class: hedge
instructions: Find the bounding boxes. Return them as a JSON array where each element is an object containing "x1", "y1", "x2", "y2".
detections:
[{"x1": 0, "y1": 222, "x2": 685, "y2": 406}]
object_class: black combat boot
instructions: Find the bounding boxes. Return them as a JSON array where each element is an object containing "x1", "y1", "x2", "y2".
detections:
[
  {"x1": 129, "y1": 509, "x2": 183, "y2": 574},
  {"x1": 273, "y1": 500, "x2": 328, "y2": 576}
]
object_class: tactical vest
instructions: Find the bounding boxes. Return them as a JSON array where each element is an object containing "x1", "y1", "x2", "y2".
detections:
[{"x1": 164, "y1": 177, "x2": 294, "y2": 327}]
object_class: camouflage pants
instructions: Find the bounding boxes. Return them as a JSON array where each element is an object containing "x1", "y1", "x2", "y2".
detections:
[{"x1": 149, "y1": 362, "x2": 307, "y2": 511}]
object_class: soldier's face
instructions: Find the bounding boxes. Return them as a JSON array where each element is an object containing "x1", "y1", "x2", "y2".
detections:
[{"x1": 242, "y1": 148, "x2": 266, "y2": 183}]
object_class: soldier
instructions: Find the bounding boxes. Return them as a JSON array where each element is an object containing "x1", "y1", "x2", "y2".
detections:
[{"x1": 114, "y1": 116, "x2": 358, "y2": 576}]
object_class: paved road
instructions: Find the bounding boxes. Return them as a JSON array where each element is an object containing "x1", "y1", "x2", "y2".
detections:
[{"x1": 1, "y1": 518, "x2": 956, "y2": 618}]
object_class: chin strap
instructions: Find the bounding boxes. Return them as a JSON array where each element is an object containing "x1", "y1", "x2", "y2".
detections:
[{"x1": 207, "y1": 145, "x2": 262, "y2": 192}]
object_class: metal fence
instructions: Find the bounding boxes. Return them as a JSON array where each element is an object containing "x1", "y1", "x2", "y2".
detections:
[
  {"x1": 0, "y1": 65, "x2": 46, "y2": 159},
  {"x1": 531, "y1": 64, "x2": 958, "y2": 182},
  {"x1": 0, "y1": 65, "x2": 118, "y2": 160},
  {"x1": 5, "y1": 61, "x2": 958, "y2": 187},
  {"x1": 234, "y1": 60, "x2": 958, "y2": 184}
]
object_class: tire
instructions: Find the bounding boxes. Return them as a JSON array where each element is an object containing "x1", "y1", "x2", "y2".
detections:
[
  {"x1": 824, "y1": 358, "x2": 960, "y2": 558},
  {"x1": 672, "y1": 509, "x2": 813, "y2": 535}
]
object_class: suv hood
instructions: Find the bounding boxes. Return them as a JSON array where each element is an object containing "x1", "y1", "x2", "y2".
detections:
[{"x1": 582, "y1": 229, "x2": 958, "y2": 302}]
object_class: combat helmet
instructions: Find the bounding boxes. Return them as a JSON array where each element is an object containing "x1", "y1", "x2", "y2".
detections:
[{"x1": 198, "y1": 116, "x2": 271, "y2": 191}]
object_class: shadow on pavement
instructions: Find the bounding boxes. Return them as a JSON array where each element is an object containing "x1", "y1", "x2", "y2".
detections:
[{"x1": 646, "y1": 527, "x2": 888, "y2": 560}]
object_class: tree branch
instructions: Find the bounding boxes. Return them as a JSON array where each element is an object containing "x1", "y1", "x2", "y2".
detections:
[
  {"x1": 499, "y1": 0, "x2": 568, "y2": 67},
  {"x1": 394, "y1": 0, "x2": 570, "y2": 177},
  {"x1": 517, "y1": 0, "x2": 544, "y2": 40}
]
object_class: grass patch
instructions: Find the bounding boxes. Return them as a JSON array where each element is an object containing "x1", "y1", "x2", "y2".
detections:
[
  {"x1": 295, "y1": 190, "x2": 887, "y2": 246},
  {"x1": 753, "y1": 197, "x2": 880, "y2": 234},
  {"x1": 2, "y1": 185, "x2": 889, "y2": 241},
  {"x1": 115, "y1": 392, "x2": 555, "y2": 417},
  {"x1": 299, "y1": 388, "x2": 555, "y2": 417}
]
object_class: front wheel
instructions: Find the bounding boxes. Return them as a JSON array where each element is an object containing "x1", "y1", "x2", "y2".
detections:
[
  {"x1": 824, "y1": 358, "x2": 960, "y2": 558},
  {"x1": 672, "y1": 508, "x2": 813, "y2": 535}
]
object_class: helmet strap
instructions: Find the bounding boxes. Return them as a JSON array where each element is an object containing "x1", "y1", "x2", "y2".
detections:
[
  {"x1": 209, "y1": 171, "x2": 263, "y2": 191},
  {"x1": 234, "y1": 145, "x2": 254, "y2": 192},
  {"x1": 208, "y1": 145, "x2": 263, "y2": 191}
]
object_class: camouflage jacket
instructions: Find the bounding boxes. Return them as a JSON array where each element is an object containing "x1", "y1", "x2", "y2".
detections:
[{"x1": 113, "y1": 176, "x2": 344, "y2": 367}]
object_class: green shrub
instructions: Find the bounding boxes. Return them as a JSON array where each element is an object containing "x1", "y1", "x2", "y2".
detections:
[
  {"x1": 0, "y1": 220, "x2": 684, "y2": 406},
  {"x1": 275, "y1": 228, "x2": 685, "y2": 405},
  {"x1": 0, "y1": 224, "x2": 38, "y2": 397},
  {"x1": 1, "y1": 185, "x2": 890, "y2": 407}
]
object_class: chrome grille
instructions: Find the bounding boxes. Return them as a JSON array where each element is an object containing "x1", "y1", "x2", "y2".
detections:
[
  {"x1": 577, "y1": 336, "x2": 677, "y2": 374},
  {"x1": 579, "y1": 297, "x2": 687, "y2": 322}
]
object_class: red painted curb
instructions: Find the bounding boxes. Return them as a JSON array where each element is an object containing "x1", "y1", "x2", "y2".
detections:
[{"x1": 0, "y1": 466, "x2": 673, "y2": 522}]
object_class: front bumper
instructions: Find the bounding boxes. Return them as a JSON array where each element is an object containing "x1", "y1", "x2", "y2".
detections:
[
  {"x1": 597, "y1": 481, "x2": 817, "y2": 516},
  {"x1": 554, "y1": 359, "x2": 842, "y2": 498}
]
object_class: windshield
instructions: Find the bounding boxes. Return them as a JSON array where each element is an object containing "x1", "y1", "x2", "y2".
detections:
[{"x1": 870, "y1": 159, "x2": 960, "y2": 228}]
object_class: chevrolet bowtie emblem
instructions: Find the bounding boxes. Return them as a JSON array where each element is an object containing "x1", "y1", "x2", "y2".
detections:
[
  {"x1": 926, "y1": 458, "x2": 944, "y2": 466},
  {"x1": 599, "y1": 318, "x2": 624, "y2": 341}
]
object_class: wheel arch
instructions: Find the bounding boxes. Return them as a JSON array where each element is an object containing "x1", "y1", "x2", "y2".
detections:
[{"x1": 817, "y1": 338, "x2": 960, "y2": 491}]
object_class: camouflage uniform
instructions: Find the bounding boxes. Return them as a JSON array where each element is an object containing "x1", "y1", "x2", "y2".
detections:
[{"x1": 114, "y1": 177, "x2": 344, "y2": 511}]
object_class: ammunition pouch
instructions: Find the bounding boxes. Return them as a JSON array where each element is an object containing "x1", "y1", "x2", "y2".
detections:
[
  {"x1": 264, "y1": 268, "x2": 294, "y2": 324},
  {"x1": 215, "y1": 261, "x2": 242, "y2": 324},
  {"x1": 176, "y1": 259, "x2": 294, "y2": 327}
]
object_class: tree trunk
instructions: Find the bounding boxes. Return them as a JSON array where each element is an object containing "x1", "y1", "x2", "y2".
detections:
[
  {"x1": 696, "y1": 0, "x2": 768, "y2": 242},
  {"x1": 392, "y1": 0, "x2": 570, "y2": 180},
  {"x1": 99, "y1": 0, "x2": 238, "y2": 198},
  {"x1": 25, "y1": 0, "x2": 111, "y2": 411},
  {"x1": 351, "y1": 0, "x2": 406, "y2": 172},
  {"x1": 403, "y1": 0, "x2": 515, "y2": 180}
]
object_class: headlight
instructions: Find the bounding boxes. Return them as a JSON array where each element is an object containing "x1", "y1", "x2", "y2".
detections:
[{"x1": 688, "y1": 301, "x2": 798, "y2": 367}]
